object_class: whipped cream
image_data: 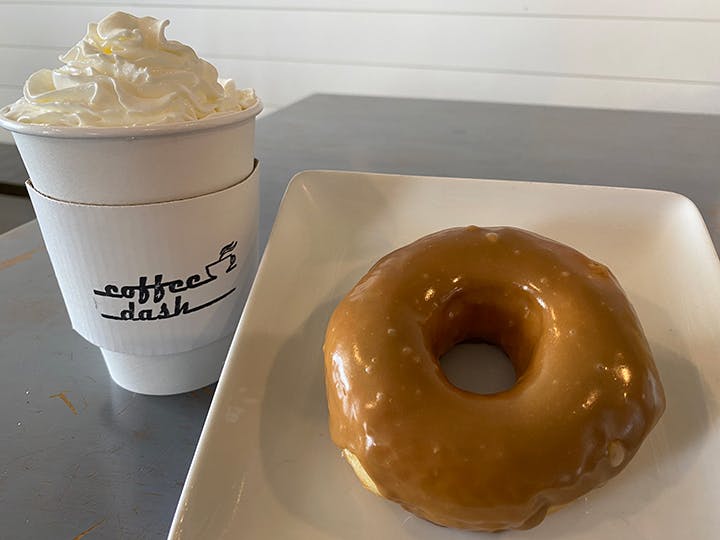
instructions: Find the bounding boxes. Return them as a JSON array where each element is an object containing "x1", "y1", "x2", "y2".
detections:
[{"x1": 2, "y1": 12, "x2": 257, "y2": 127}]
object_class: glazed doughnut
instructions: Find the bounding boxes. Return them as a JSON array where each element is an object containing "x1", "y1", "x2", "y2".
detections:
[{"x1": 323, "y1": 226, "x2": 665, "y2": 531}]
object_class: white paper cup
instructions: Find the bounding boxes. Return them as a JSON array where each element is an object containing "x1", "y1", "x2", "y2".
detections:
[
  {"x1": 0, "y1": 102, "x2": 263, "y2": 395},
  {"x1": 0, "y1": 100, "x2": 262, "y2": 205}
]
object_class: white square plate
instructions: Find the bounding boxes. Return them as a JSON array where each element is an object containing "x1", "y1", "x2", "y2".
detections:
[{"x1": 170, "y1": 171, "x2": 720, "y2": 539}]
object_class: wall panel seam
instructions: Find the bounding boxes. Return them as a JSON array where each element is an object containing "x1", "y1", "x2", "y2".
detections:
[{"x1": 0, "y1": 2, "x2": 719, "y2": 23}]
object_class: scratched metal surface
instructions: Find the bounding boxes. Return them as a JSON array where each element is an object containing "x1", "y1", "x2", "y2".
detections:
[
  {"x1": 1, "y1": 95, "x2": 720, "y2": 539},
  {"x1": 0, "y1": 221, "x2": 216, "y2": 540}
]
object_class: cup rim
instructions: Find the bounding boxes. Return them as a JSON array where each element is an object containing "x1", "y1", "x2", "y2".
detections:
[{"x1": 0, "y1": 98, "x2": 263, "y2": 139}]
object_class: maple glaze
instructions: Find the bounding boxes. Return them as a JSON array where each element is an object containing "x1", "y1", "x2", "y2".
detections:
[{"x1": 324, "y1": 226, "x2": 665, "y2": 531}]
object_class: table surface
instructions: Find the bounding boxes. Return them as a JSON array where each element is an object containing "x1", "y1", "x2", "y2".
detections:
[{"x1": 1, "y1": 94, "x2": 719, "y2": 539}]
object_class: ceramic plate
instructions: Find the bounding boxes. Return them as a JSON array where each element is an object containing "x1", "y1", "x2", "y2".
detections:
[{"x1": 170, "y1": 171, "x2": 720, "y2": 539}]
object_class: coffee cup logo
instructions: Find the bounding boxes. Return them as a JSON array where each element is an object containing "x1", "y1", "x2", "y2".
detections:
[{"x1": 93, "y1": 241, "x2": 239, "y2": 321}]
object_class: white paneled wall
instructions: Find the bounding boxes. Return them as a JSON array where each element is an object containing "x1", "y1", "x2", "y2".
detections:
[{"x1": 1, "y1": 1, "x2": 720, "y2": 142}]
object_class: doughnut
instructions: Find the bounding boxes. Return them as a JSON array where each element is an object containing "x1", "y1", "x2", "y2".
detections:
[{"x1": 323, "y1": 226, "x2": 665, "y2": 531}]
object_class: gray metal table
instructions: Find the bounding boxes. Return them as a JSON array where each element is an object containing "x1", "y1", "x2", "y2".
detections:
[{"x1": 1, "y1": 94, "x2": 719, "y2": 539}]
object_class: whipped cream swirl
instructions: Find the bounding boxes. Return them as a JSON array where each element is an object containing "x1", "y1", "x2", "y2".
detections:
[{"x1": 2, "y1": 12, "x2": 257, "y2": 127}]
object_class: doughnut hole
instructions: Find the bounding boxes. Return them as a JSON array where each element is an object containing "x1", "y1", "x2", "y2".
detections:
[
  {"x1": 432, "y1": 286, "x2": 545, "y2": 394},
  {"x1": 440, "y1": 341, "x2": 516, "y2": 394}
]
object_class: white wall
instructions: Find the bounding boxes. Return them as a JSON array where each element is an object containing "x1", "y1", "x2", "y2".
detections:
[{"x1": 2, "y1": 1, "x2": 720, "y2": 143}]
